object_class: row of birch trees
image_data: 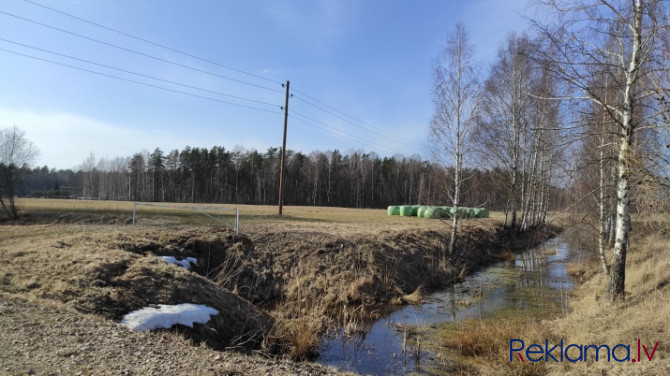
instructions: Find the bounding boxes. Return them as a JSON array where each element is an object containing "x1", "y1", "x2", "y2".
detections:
[
  {"x1": 431, "y1": 25, "x2": 564, "y2": 256},
  {"x1": 432, "y1": 0, "x2": 669, "y2": 301}
]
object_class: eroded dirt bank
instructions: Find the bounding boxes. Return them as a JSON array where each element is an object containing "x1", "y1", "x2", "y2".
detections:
[
  {"x1": 244, "y1": 221, "x2": 561, "y2": 309},
  {"x1": 89, "y1": 219, "x2": 561, "y2": 359},
  {"x1": 100, "y1": 219, "x2": 560, "y2": 319}
]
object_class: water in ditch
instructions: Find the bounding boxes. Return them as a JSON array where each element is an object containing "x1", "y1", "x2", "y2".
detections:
[{"x1": 316, "y1": 233, "x2": 587, "y2": 375}]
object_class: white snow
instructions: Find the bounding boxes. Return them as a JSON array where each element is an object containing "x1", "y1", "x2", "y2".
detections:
[
  {"x1": 122, "y1": 303, "x2": 219, "y2": 331},
  {"x1": 158, "y1": 256, "x2": 198, "y2": 269}
]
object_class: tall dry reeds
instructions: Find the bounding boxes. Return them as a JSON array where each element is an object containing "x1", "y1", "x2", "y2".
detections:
[
  {"x1": 437, "y1": 217, "x2": 670, "y2": 375},
  {"x1": 439, "y1": 313, "x2": 551, "y2": 376}
]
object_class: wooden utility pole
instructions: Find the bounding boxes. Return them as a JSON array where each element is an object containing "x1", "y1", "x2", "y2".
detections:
[{"x1": 278, "y1": 80, "x2": 290, "y2": 216}]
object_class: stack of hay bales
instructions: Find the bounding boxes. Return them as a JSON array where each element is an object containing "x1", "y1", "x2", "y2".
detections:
[{"x1": 388, "y1": 205, "x2": 489, "y2": 219}]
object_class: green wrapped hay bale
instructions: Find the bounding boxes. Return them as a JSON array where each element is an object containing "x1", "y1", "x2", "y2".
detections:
[
  {"x1": 417, "y1": 206, "x2": 428, "y2": 218},
  {"x1": 440, "y1": 206, "x2": 453, "y2": 218},
  {"x1": 424, "y1": 206, "x2": 445, "y2": 219},
  {"x1": 457, "y1": 207, "x2": 470, "y2": 218},
  {"x1": 473, "y1": 208, "x2": 489, "y2": 218},
  {"x1": 400, "y1": 205, "x2": 416, "y2": 216},
  {"x1": 420, "y1": 206, "x2": 435, "y2": 218},
  {"x1": 468, "y1": 208, "x2": 477, "y2": 218},
  {"x1": 387, "y1": 206, "x2": 401, "y2": 216}
]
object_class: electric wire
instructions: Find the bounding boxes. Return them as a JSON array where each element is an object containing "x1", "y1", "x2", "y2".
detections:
[
  {"x1": 291, "y1": 86, "x2": 425, "y2": 147},
  {"x1": 20, "y1": 0, "x2": 422, "y2": 156},
  {"x1": 290, "y1": 110, "x2": 397, "y2": 153},
  {"x1": 291, "y1": 87, "x2": 364, "y2": 123},
  {"x1": 291, "y1": 88, "x2": 425, "y2": 150},
  {"x1": 291, "y1": 93, "x2": 423, "y2": 150},
  {"x1": 0, "y1": 47, "x2": 283, "y2": 114},
  {"x1": 290, "y1": 114, "x2": 398, "y2": 154},
  {"x1": 0, "y1": 38, "x2": 278, "y2": 108},
  {"x1": 0, "y1": 9, "x2": 283, "y2": 94},
  {"x1": 23, "y1": 0, "x2": 283, "y2": 87},
  {"x1": 3, "y1": 4, "x2": 422, "y2": 156}
]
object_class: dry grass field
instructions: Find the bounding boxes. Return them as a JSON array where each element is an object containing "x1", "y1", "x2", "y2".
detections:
[
  {"x1": 13, "y1": 197, "x2": 508, "y2": 228},
  {"x1": 2, "y1": 198, "x2": 561, "y2": 373}
]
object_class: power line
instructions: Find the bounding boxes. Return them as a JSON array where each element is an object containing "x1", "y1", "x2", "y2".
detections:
[
  {"x1": 6, "y1": 3, "x2": 423, "y2": 156},
  {"x1": 291, "y1": 87, "x2": 364, "y2": 123},
  {"x1": 292, "y1": 93, "x2": 422, "y2": 150},
  {"x1": 23, "y1": 0, "x2": 284, "y2": 87},
  {"x1": 290, "y1": 111, "x2": 397, "y2": 153},
  {"x1": 0, "y1": 38, "x2": 279, "y2": 108},
  {"x1": 290, "y1": 114, "x2": 394, "y2": 153},
  {"x1": 0, "y1": 47, "x2": 283, "y2": 114},
  {"x1": 291, "y1": 86, "x2": 424, "y2": 146},
  {"x1": 291, "y1": 87, "x2": 425, "y2": 150},
  {"x1": 0, "y1": 9, "x2": 284, "y2": 94}
]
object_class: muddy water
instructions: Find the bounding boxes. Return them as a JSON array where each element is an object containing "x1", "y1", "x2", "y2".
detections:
[{"x1": 316, "y1": 233, "x2": 586, "y2": 375}]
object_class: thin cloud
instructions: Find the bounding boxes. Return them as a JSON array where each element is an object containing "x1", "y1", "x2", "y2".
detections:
[{"x1": 0, "y1": 108, "x2": 201, "y2": 169}]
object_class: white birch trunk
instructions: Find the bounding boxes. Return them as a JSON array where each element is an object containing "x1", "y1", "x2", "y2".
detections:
[
  {"x1": 598, "y1": 134, "x2": 611, "y2": 274},
  {"x1": 607, "y1": 0, "x2": 642, "y2": 301}
]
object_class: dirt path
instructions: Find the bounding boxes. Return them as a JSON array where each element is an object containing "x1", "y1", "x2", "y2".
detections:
[{"x1": 0, "y1": 292, "x2": 344, "y2": 376}]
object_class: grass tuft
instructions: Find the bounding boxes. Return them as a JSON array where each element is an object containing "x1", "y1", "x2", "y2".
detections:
[{"x1": 440, "y1": 314, "x2": 550, "y2": 376}]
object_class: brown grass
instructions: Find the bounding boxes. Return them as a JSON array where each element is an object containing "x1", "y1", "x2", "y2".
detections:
[
  {"x1": 265, "y1": 301, "x2": 333, "y2": 361},
  {"x1": 13, "y1": 198, "x2": 507, "y2": 231},
  {"x1": 439, "y1": 313, "x2": 550, "y2": 376},
  {"x1": 434, "y1": 216, "x2": 670, "y2": 375},
  {"x1": 544, "y1": 217, "x2": 670, "y2": 375},
  {"x1": 3, "y1": 199, "x2": 561, "y2": 362},
  {"x1": 0, "y1": 225, "x2": 272, "y2": 350}
]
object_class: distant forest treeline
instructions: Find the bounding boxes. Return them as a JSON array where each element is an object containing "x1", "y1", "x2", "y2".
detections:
[{"x1": 18, "y1": 146, "x2": 567, "y2": 210}]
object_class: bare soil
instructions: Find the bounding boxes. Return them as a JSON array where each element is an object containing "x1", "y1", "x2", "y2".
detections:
[{"x1": 0, "y1": 292, "x2": 342, "y2": 376}]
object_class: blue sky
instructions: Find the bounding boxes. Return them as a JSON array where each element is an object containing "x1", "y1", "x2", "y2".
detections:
[{"x1": 0, "y1": 0, "x2": 531, "y2": 170}]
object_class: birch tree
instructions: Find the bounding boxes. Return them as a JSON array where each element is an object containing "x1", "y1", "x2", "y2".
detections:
[
  {"x1": 476, "y1": 33, "x2": 536, "y2": 230},
  {"x1": 430, "y1": 21, "x2": 481, "y2": 257},
  {"x1": 80, "y1": 152, "x2": 97, "y2": 199},
  {"x1": 0, "y1": 126, "x2": 39, "y2": 219},
  {"x1": 534, "y1": 0, "x2": 670, "y2": 301}
]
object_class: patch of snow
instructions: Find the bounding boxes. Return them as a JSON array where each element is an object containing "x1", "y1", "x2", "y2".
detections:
[
  {"x1": 122, "y1": 303, "x2": 219, "y2": 331},
  {"x1": 158, "y1": 256, "x2": 198, "y2": 269}
]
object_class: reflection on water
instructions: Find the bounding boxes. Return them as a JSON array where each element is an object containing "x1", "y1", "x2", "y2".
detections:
[{"x1": 317, "y1": 234, "x2": 583, "y2": 375}]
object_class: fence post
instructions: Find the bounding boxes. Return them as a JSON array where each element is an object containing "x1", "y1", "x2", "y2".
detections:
[{"x1": 235, "y1": 208, "x2": 239, "y2": 235}]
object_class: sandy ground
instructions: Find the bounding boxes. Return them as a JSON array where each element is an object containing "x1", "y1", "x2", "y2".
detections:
[{"x1": 0, "y1": 292, "x2": 345, "y2": 376}]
